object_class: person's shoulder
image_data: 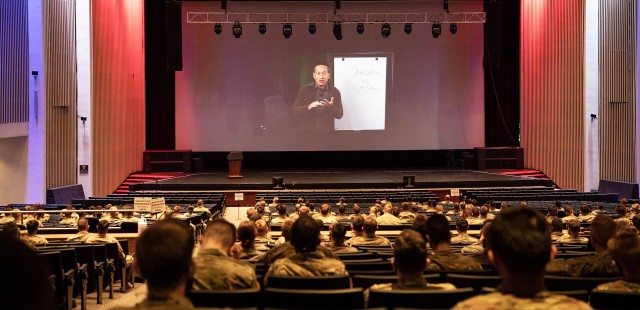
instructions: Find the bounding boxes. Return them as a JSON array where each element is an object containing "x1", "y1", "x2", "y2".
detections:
[
  {"x1": 369, "y1": 283, "x2": 393, "y2": 291},
  {"x1": 453, "y1": 291, "x2": 592, "y2": 310},
  {"x1": 452, "y1": 292, "x2": 505, "y2": 310},
  {"x1": 596, "y1": 280, "x2": 640, "y2": 293}
]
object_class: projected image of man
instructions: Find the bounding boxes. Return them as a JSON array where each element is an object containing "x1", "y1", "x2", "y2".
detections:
[{"x1": 292, "y1": 63, "x2": 343, "y2": 131}]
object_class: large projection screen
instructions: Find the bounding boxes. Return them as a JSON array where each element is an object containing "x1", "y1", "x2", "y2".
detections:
[{"x1": 176, "y1": 1, "x2": 485, "y2": 151}]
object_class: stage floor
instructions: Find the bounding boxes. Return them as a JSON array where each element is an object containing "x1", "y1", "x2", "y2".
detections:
[{"x1": 131, "y1": 168, "x2": 550, "y2": 191}]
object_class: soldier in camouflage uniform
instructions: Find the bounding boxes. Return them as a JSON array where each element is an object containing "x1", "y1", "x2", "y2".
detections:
[
  {"x1": 192, "y1": 218, "x2": 259, "y2": 290},
  {"x1": 134, "y1": 219, "x2": 196, "y2": 309},
  {"x1": 66, "y1": 218, "x2": 93, "y2": 242},
  {"x1": 21, "y1": 219, "x2": 48, "y2": 246},
  {"x1": 453, "y1": 206, "x2": 592, "y2": 310},
  {"x1": 264, "y1": 216, "x2": 347, "y2": 284},
  {"x1": 596, "y1": 230, "x2": 640, "y2": 292},
  {"x1": 450, "y1": 219, "x2": 478, "y2": 244},
  {"x1": 328, "y1": 222, "x2": 358, "y2": 253},
  {"x1": 426, "y1": 214, "x2": 482, "y2": 270},
  {"x1": 546, "y1": 215, "x2": 619, "y2": 277},
  {"x1": 346, "y1": 217, "x2": 392, "y2": 246}
]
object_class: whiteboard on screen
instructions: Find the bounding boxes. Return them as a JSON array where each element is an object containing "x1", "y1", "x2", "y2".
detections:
[{"x1": 333, "y1": 57, "x2": 387, "y2": 131}]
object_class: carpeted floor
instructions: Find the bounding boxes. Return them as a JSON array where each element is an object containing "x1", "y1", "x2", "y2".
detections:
[{"x1": 84, "y1": 283, "x2": 147, "y2": 310}]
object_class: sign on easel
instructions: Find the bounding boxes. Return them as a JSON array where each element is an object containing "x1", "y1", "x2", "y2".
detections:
[
  {"x1": 134, "y1": 197, "x2": 153, "y2": 213},
  {"x1": 151, "y1": 197, "x2": 166, "y2": 213}
]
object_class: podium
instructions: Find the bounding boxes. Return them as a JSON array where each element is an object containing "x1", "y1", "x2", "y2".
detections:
[{"x1": 227, "y1": 152, "x2": 243, "y2": 178}]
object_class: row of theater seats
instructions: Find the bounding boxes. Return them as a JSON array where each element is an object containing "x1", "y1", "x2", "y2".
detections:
[
  {"x1": 72, "y1": 193, "x2": 225, "y2": 209},
  {"x1": 35, "y1": 241, "x2": 132, "y2": 310},
  {"x1": 255, "y1": 189, "x2": 440, "y2": 204},
  {"x1": 462, "y1": 187, "x2": 625, "y2": 204}
]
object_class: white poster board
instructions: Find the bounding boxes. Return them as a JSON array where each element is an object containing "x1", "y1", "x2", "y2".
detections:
[
  {"x1": 333, "y1": 56, "x2": 387, "y2": 131},
  {"x1": 134, "y1": 197, "x2": 152, "y2": 213},
  {"x1": 151, "y1": 197, "x2": 166, "y2": 213}
]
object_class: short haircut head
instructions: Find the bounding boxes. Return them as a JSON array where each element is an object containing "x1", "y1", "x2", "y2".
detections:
[
  {"x1": 590, "y1": 215, "x2": 617, "y2": 248},
  {"x1": 77, "y1": 218, "x2": 89, "y2": 231},
  {"x1": 486, "y1": 206, "x2": 550, "y2": 273},
  {"x1": 456, "y1": 218, "x2": 469, "y2": 232},
  {"x1": 97, "y1": 219, "x2": 110, "y2": 233},
  {"x1": 410, "y1": 214, "x2": 428, "y2": 243},
  {"x1": 547, "y1": 205, "x2": 558, "y2": 216},
  {"x1": 1, "y1": 221, "x2": 20, "y2": 239},
  {"x1": 136, "y1": 219, "x2": 194, "y2": 294},
  {"x1": 338, "y1": 205, "x2": 346, "y2": 214},
  {"x1": 608, "y1": 230, "x2": 640, "y2": 274},
  {"x1": 277, "y1": 204, "x2": 287, "y2": 215},
  {"x1": 394, "y1": 229, "x2": 428, "y2": 273},
  {"x1": 291, "y1": 216, "x2": 321, "y2": 252},
  {"x1": 298, "y1": 206, "x2": 310, "y2": 216},
  {"x1": 580, "y1": 204, "x2": 592, "y2": 215},
  {"x1": 550, "y1": 218, "x2": 564, "y2": 232},
  {"x1": 567, "y1": 219, "x2": 581, "y2": 234},
  {"x1": 26, "y1": 219, "x2": 39, "y2": 234},
  {"x1": 616, "y1": 204, "x2": 628, "y2": 216},
  {"x1": 564, "y1": 205, "x2": 574, "y2": 215},
  {"x1": 281, "y1": 219, "x2": 295, "y2": 241},
  {"x1": 353, "y1": 204, "x2": 361, "y2": 214},
  {"x1": 352, "y1": 215, "x2": 364, "y2": 232},
  {"x1": 426, "y1": 214, "x2": 451, "y2": 246},
  {"x1": 255, "y1": 219, "x2": 269, "y2": 234},
  {"x1": 203, "y1": 218, "x2": 237, "y2": 249},
  {"x1": 237, "y1": 220, "x2": 257, "y2": 248},
  {"x1": 330, "y1": 222, "x2": 348, "y2": 245},
  {"x1": 363, "y1": 216, "x2": 378, "y2": 235},
  {"x1": 320, "y1": 204, "x2": 331, "y2": 215}
]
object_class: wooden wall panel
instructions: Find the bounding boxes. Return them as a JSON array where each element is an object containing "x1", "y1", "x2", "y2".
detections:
[
  {"x1": 44, "y1": 0, "x2": 77, "y2": 188},
  {"x1": 91, "y1": 0, "x2": 145, "y2": 196},
  {"x1": 0, "y1": 0, "x2": 29, "y2": 124},
  {"x1": 599, "y1": 0, "x2": 638, "y2": 183},
  {"x1": 521, "y1": 0, "x2": 586, "y2": 190}
]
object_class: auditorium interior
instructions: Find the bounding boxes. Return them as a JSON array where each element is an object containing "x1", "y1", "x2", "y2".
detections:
[{"x1": 1, "y1": 0, "x2": 640, "y2": 309}]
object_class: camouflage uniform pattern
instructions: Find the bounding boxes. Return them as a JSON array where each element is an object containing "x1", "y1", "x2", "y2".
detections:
[
  {"x1": 545, "y1": 252, "x2": 620, "y2": 277},
  {"x1": 329, "y1": 245, "x2": 359, "y2": 254},
  {"x1": 262, "y1": 242, "x2": 336, "y2": 266},
  {"x1": 461, "y1": 242, "x2": 484, "y2": 254},
  {"x1": 452, "y1": 291, "x2": 592, "y2": 310},
  {"x1": 427, "y1": 250, "x2": 483, "y2": 270},
  {"x1": 557, "y1": 235, "x2": 589, "y2": 244},
  {"x1": 596, "y1": 280, "x2": 640, "y2": 292},
  {"x1": 561, "y1": 215, "x2": 577, "y2": 223},
  {"x1": 66, "y1": 231, "x2": 93, "y2": 242},
  {"x1": 131, "y1": 296, "x2": 194, "y2": 309},
  {"x1": 365, "y1": 281, "x2": 456, "y2": 307},
  {"x1": 375, "y1": 213, "x2": 403, "y2": 225},
  {"x1": 265, "y1": 250, "x2": 348, "y2": 282},
  {"x1": 578, "y1": 213, "x2": 596, "y2": 223},
  {"x1": 398, "y1": 211, "x2": 416, "y2": 221},
  {"x1": 451, "y1": 233, "x2": 478, "y2": 244},
  {"x1": 192, "y1": 248, "x2": 259, "y2": 290},
  {"x1": 21, "y1": 234, "x2": 48, "y2": 246},
  {"x1": 550, "y1": 231, "x2": 566, "y2": 241},
  {"x1": 270, "y1": 216, "x2": 288, "y2": 224},
  {"x1": 346, "y1": 235, "x2": 392, "y2": 246}
]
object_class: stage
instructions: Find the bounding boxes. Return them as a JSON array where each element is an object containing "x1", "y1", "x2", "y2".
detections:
[{"x1": 129, "y1": 168, "x2": 551, "y2": 192}]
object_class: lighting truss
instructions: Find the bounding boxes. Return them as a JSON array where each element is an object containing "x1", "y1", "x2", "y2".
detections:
[{"x1": 186, "y1": 12, "x2": 486, "y2": 25}]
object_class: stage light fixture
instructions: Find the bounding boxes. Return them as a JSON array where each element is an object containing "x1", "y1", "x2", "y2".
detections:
[
  {"x1": 381, "y1": 23, "x2": 391, "y2": 38},
  {"x1": 258, "y1": 23, "x2": 267, "y2": 34},
  {"x1": 450, "y1": 23, "x2": 458, "y2": 34},
  {"x1": 232, "y1": 21, "x2": 242, "y2": 38},
  {"x1": 404, "y1": 23, "x2": 412, "y2": 34},
  {"x1": 282, "y1": 23, "x2": 293, "y2": 39},
  {"x1": 443, "y1": 0, "x2": 449, "y2": 12},
  {"x1": 213, "y1": 23, "x2": 222, "y2": 35},
  {"x1": 308, "y1": 23, "x2": 317, "y2": 34},
  {"x1": 333, "y1": 22, "x2": 342, "y2": 40},
  {"x1": 356, "y1": 23, "x2": 364, "y2": 34},
  {"x1": 431, "y1": 22, "x2": 441, "y2": 38}
]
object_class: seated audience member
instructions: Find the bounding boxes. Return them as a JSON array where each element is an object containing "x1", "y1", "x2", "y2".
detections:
[
  {"x1": 255, "y1": 203, "x2": 270, "y2": 221},
  {"x1": 467, "y1": 207, "x2": 484, "y2": 225},
  {"x1": 594, "y1": 203, "x2": 605, "y2": 214},
  {"x1": 0, "y1": 206, "x2": 15, "y2": 224},
  {"x1": 410, "y1": 214, "x2": 428, "y2": 243},
  {"x1": 192, "y1": 219, "x2": 259, "y2": 290},
  {"x1": 246, "y1": 208, "x2": 257, "y2": 220},
  {"x1": 630, "y1": 203, "x2": 640, "y2": 217},
  {"x1": 347, "y1": 217, "x2": 392, "y2": 246},
  {"x1": 315, "y1": 218, "x2": 330, "y2": 243},
  {"x1": 426, "y1": 214, "x2": 482, "y2": 270},
  {"x1": 235, "y1": 220, "x2": 266, "y2": 260},
  {"x1": 336, "y1": 197, "x2": 348, "y2": 208},
  {"x1": 86, "y1": 219, "x2": 134, "y2": 273},
  {"x1": 462, "y1": 220, "x2": 492, "y2": 255},
  {"x1": 479, "y1": 205, "x2": 494, "y2": 220},
  {"x1": 265, "y1": 216, "x2": 348, "y2": 282},
  {"x1": 562, "y1": 205, "x2": 577, "y2": 223},
  {"x1": 290, "y1": 205, "x2": 310, "y2": 221},
  {"x1": 546, "y1": 215, "x2": 619, "y2": 276},
  {"x1": 595, "y1": 231, "x2": 640, "y2": 292},
  {"x1": 345, "y1": 215, "x2": 366, "y2": 245},
  {"x1": 120, "y1": 207, "x2": 141, "y2": 223},
  {"x1": 398, "y1": 202, "x2": 416, "y2": 221},
  {"x1": 171, "y1": 206, "x2": 185, "y2": 219},
  {"x1": 440, "y1": 194, "x2": 454, "y2": 209},
  {"x1": 615, "y1": 204, "x2": 633, "y2": 226},
  {"x1": 1, "y1": 221, "x2": 20, "y2": 239},
  {"x1": 21, "y1": 219, "x2": 48, "y2": 247},
  {"x1": 447, "y1": 202, "x2": 461, "y2": 215},
  {"x1": 23, "y1": 206, "x2": 43, "y2": 227},
  {"x1": 632, "y1": 215, "x2": 640, "y2": 231},
  {"x1": 66, "y1": 218, "x2": 93, "y2": 242},
  {"x1": 270, "y1": 204, "x2": 289, "y2": 224},
  {"x1": 368, "y1": 205, "x2": 381, "y2": 218},
  {"x1": 376, "y1": 204, "x2": 403, "y2": 225},
  {"x1": 107, "y1": 206, "x2": 122, "y2": 223},
  {"x1": 368, "y1": 229, "x2": 456, "y2": 291},
  {"x1": 550, "y1": 218, "x2": 566, "y2": 241},
  {"x1": 435, "y1": 204, "x2": 453, "y2": 222},
  {"x1": 0, "y1": 233, "x2": 55, "y2": 310},
  {"x1": 254, "y1": 219, "x2": 273, "y2": 243},
  {"x1": 348, "y1": 204, "x2": 362, "y2": 219},
  {"x1": 546, "y1": 205, "x2": 558, "y2": 223},
  {"x1": 193, "y1": 199, "x2": 211, "y2": 218},
  {"x1": 133, "y1": 219, "x2": 195, "y2": 308},
  {"x1": 59, "y1": 210, "x2": 77, "y2": 226},
  {"x1": 328, "y1": 223, "x2": 358, "y2": 253},
  {"x1": 335, "y1": 204, "x2": 350, "y2": 221},
  {"x1": 268, "y1": 197, "x2": 280, "y2": 209},
  {"x1": 557, "y1": 219, "x2": 588, "y2": 243},
  {"x1": 578, "y1": 204, "x2": 596, "y2": 223},
  {"x1": 452, "y1": 206, "x2": 591, "y2": 310},
  {"x1": 262, "y1": 219, "x2": 296, "y2": 264},
  {"x1": 314, "y1": 203, "x2": 337, "y2": 224},
  {"x1": 451, "y1": 219, "x2": 478, "y2": 244}
]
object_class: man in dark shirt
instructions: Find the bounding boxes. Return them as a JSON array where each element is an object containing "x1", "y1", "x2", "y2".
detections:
[{"x1": 292, "y1": 63, "x2": 343, "y2": 131}]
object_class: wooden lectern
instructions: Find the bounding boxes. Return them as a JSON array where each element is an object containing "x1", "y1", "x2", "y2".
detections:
[{"x1": 227, "y1": 152, "x2": 243, "y2": 178}]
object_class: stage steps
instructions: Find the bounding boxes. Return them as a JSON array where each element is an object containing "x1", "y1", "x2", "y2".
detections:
[
  {"x1": 113, "y1": 172, "x2": 187, "y2": 194},
  {"x1": 487, "y1": 169, "x2": 557, "y2": 188}
]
